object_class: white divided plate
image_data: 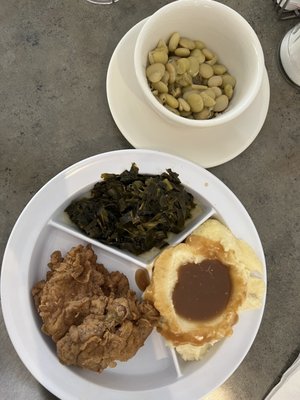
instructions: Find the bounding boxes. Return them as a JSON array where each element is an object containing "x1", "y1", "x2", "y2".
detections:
[
  {"x1": 1, "y1": 149, "x2": 266, "y2": 400},
  {"x1": 106, "y1": 19, "x2": 270, "y2": 169}
]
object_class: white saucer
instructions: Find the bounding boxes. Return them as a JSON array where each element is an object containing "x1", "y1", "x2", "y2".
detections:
[{"x1": 106, "y1": 19, "x2": 270, "y2": 169}]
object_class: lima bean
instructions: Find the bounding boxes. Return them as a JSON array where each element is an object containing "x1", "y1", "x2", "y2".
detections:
[
  {"x1": 152, "y1": 81, "x2": 168, "y2": 93},
  {"x1": 191, "y1": 84, "x2": 208, "y2": 90},
  {"x1": 199, "y1": 63, "x2": 214, "y2": 79},
  {"x1": 161, "y1": 71, "x2": 170, "y2": 85},
  {"x1": 222, "y1": 74, "x2": 236, "y2": 88},
  {"x1": 168, "y1": 32, "x2": 180, "y2": 52},
  {"x1": 200, "y1": 92, "x2": 216, "y2": 107},
  {"x1": 194, "y1": 108, "x2": 212, "y2": 120},
  {"x1": 176, "y1": 58, "x2": 190, "y2": 74},
  {"x1": 179, "y1": 37, "x2": 196, "y2": 50},
  {"x1": 213, "y1": 95, "x2": 229, "y2": 112},
  {"x1": 213, "y1": 64, "x2": 227, "y2": 75},
  {"x1": 207, "y1": 75, "x2": 223, "y2": 87},
  {"x1": 146, "y1": 63, "x2": 165, "y2": 83},
  {"x1": 206, "y1": 56, "x2": 218, "y2": 66},
  {"x1": 165, "y1": 93, "x2": 179, "y2": 109},
  {"x1": 203, "y1": 88, "x2": 216, "y2": 99},
  {"x1": 178, "y1": 97, "x2": 191, "y2": 112},
  {"x1": 148, "y1": 49, "x2": 168, "y2": 65},
  {"x1": 182, "y1": 89, "x2": 201, "y2": 100},
  {"x1": 157, "y1": 39, "x2": 168, "y2": 50},
  {"x1": 194, "y1": 40, "x2": 205, "y2": 49},
  {"x1": 211, "y1": 86, "x2": 222, "y2": 97},
  {"x1": 166, "y1": 63, "x2": 176, "y2": 84},
  {"x1": 164, "y1": 104, "x2": 180, "y2": 115},
  {"x1": 146, "y1": 33, "x2": 236, "y2": 120},
  {"x1": 190, "y1": 48, "x2": 205, "y2": 64},
  {"x1": 202, "y1": 48, "x2": 215, "y2": 60},
  {"x1": 174, "y1": 47, "x2": 191, "y2": 57},
  {"x1": 186, "y1": 93, "x2": 204, "y2": 112},
  {"x1": 224, "y1": 84, "x2": 233, "y2": 99},
  {"x1": 187, "y1": 56, "x2": 199, "y2": 77}
]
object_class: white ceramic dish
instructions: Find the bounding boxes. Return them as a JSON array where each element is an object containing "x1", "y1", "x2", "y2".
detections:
[
  {"x1": 106, "y1": 19, "x2": 270, "y2": 169},
  {"x1": 134, "y1": 0, "x2": 265, "y2": 128},
  {"x1": 1, "y1": 149, "x2": 266, "y2": 400}
]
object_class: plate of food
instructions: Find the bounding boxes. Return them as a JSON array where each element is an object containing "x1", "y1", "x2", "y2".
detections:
[{"x1": 1, "y1": 149, "x2": 266, "y2": 400}]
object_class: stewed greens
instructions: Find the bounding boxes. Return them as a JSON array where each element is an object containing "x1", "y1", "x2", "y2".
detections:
[{"x1": 65, "y1": 163, "x2": 195, "y2": 255}]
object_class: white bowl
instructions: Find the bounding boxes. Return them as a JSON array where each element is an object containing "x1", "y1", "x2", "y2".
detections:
[{"x1": 134, "y1": 0, "x2": 265, "y2": 128}]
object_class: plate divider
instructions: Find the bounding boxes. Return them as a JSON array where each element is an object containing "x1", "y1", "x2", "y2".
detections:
[
  {"x1": 48, "y1": 219, "x2": 148, "y2": 268},
  {"x1": 169, "y1": 348, "x2": 183, "y2": 378}
]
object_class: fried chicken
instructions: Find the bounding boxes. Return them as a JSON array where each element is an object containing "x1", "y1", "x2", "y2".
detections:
[{"x1": 32, "y1": 244, "x2": 159, "y2": 372}]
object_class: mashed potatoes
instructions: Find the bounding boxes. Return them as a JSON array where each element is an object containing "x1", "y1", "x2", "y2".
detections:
[{"x1": 144, "y1": 219, "x2": 265, "y2": 361}]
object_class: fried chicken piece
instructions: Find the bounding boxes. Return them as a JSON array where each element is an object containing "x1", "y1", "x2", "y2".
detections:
[{"x1": 32, "y1": 244, "x2": 159, "y2": 372}]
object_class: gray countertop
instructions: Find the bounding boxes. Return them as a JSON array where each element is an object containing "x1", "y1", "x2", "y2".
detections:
[{"x1": 0, "y1": 1, "x2": 299, "y2": 399}]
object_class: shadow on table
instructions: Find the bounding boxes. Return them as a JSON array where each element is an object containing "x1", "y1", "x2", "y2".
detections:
[{"x1": 39, "y1": 385, "x2": 59, "y2": 400}]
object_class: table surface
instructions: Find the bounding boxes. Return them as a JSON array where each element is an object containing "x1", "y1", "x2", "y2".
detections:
[{"x1": 0, "y1": 1, "x2": 299, "y2": 399}]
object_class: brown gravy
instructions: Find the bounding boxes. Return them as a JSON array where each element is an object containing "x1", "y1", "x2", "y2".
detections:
[
  {"x1": 172, "y1": 259, "x2": 232, "y2": 321},
  {"x1": 135, "y1": 268, "x2": 150, "y2": 292}
]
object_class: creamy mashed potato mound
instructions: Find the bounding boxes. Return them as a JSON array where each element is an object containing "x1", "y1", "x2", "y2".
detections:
[{"x1": 144, "y1": 219, "x2": 265, "y2": 361}]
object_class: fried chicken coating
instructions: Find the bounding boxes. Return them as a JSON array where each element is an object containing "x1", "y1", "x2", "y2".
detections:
[{"x1": 32, "y1": 244, "x2": 159, "y2": 372}]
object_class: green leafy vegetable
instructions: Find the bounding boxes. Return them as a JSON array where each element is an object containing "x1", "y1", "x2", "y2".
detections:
[{"x1": 65, "y1": 163, "x2": 195, "y2": 255}]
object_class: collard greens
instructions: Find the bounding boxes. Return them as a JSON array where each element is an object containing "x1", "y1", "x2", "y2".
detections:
[{"x1": 65, "y1": 163, "x2": 195, "y2": 255}]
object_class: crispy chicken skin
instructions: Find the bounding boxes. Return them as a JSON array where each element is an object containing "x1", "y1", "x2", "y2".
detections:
[{"x1": 32, "y1": 244, "x2": 159, "y2": 372}]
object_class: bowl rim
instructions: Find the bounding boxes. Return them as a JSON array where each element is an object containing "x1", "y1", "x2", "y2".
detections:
[{"x1": 134, "y1": 0, "x2": 265, "y2": 128}]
